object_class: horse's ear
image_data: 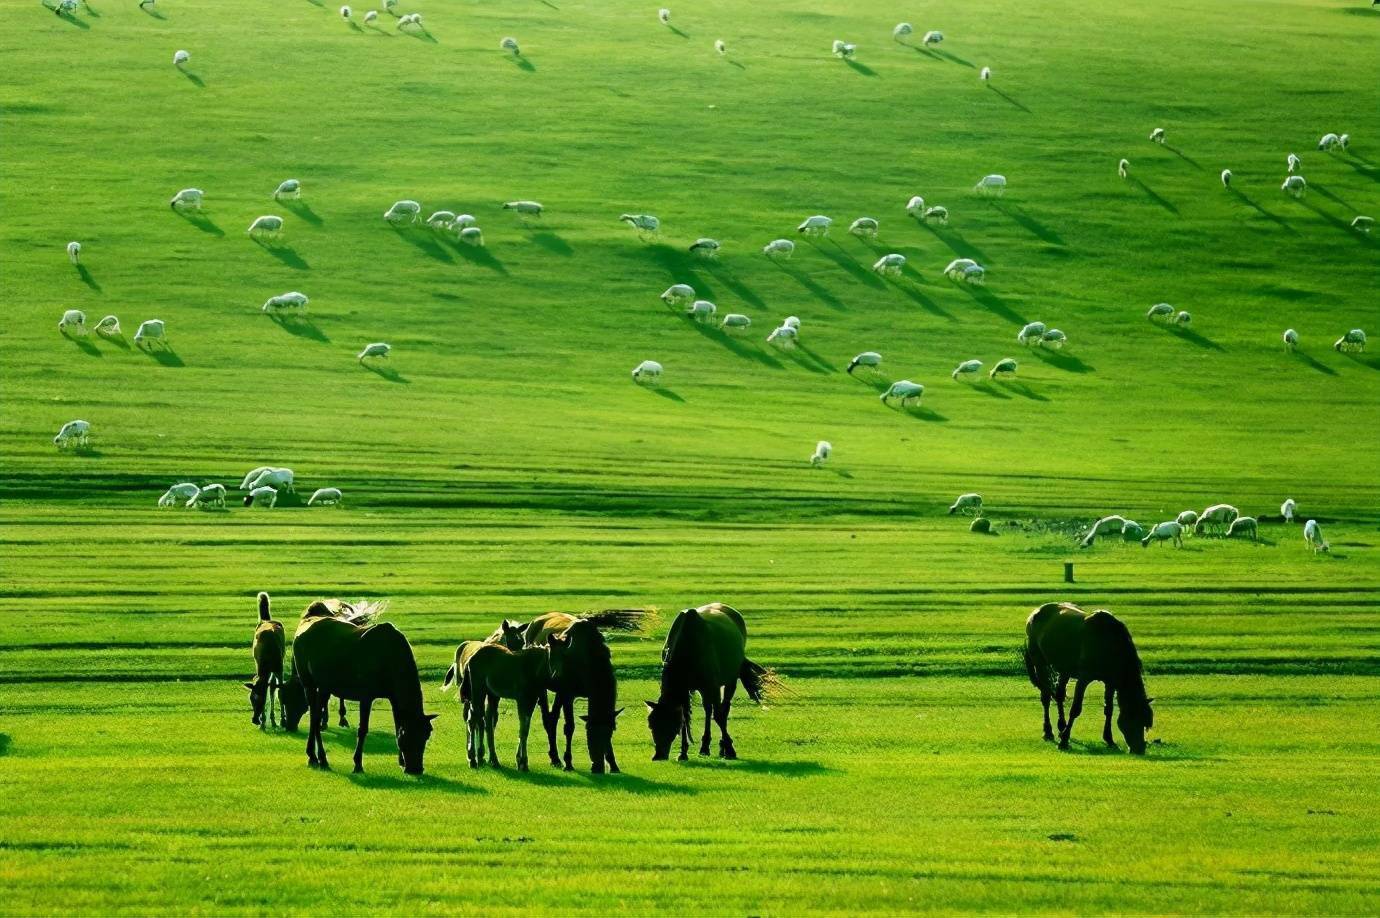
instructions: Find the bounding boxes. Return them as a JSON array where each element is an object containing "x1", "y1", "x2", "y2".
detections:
[
  {"x1": 644, "y1": 700, "x2": 657, "y2": 711},
  {"x1": 243, "y1": 681, "x2": 255, "y2": 691}
]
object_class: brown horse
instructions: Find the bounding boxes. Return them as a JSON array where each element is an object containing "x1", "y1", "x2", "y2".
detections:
[
  {"x1": 245, "y1": 592, "x2": 285, "y2": 728},
  {"x1": 442, "y1": 641, "x2": 550, "y2": 771},
  {"x1": 292, "y1": 613, "x2": 437, "y2": 774},
  {"x1": 279, "y1": 599, "x2": 384, "y2": 731},
  {"x1": 646, "y1": 603, "x2": 776, "y2": 761},
  {"x1": 1023, "y1": 602, "x2": 1155, "y2": 754}
]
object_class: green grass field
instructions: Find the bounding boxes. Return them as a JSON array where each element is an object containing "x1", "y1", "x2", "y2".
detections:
[{"x1": 2, "y1": 0, "x2": 1379, "y2": 913}]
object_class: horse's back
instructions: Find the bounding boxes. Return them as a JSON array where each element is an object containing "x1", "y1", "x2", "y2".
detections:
[
  {"x1": 1027, "y1": 602, "x2": 1091, "y2": 675},
  {"x1": 525, "y1": 612, "x2": 578, "y2": 645},
  {"x1": 665, "y1": 604, "x2": 747, "y2": 689},
  {"x1": 292, "y1": 617, "x2": 388, "y2": 700}
]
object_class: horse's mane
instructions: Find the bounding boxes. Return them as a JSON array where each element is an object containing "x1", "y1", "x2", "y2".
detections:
[{"x1": 1087, "y1": 610, "x2": 1144, "y2": 676}]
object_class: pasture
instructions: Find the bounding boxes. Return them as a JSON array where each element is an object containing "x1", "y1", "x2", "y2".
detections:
[{"x1": 2, "y1": 0, "x2": 1379, "y2": 913}]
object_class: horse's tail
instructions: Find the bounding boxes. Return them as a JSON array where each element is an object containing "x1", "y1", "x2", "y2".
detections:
[
  {"x1": 441, "y1": 662, "x2": 457, "y2": 692},
  {"x1": 581, "y1": 607, "x2": 659, "y2": 635},
  {"x1": 340, "y1": 599, "x2": 388, "y2": 625},
  {"x1": 258, "y1": 592, "x2": 271, "y2": 622},
  {"x1": 739, "y1": 658, "x2": 784, "y2": 704}
]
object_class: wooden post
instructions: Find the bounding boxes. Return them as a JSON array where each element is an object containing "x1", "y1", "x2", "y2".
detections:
[{"x1": 1063, "y1": 561, "x2": 1075, "y2": 583}]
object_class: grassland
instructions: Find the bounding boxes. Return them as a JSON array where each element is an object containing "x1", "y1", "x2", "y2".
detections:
[{"x1": 1, "y1": 0, "x2": 1379, "y2": 913}]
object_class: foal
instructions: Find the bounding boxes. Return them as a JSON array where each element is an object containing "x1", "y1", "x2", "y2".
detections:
[
  {"x1": 246, "y1": 592, "x2": 285, "y2": 728},
  {"x1": 444, "y1": 640, "x2": 551, "y2": 771}
]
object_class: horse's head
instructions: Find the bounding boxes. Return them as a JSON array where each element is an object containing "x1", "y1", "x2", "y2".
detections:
[
  {"x1": 498, "y1": 619, "x2": 525, "y2": 650},
  {"x1": 581, "y1": 707, "x2": 623, "y2": 773},
  {"x1": 1118, "y1": 696, "x2": 1154, "y2": 755},
  {"x1": 645, "y1": 700, "x2": 682, "y2": 760},
  {"x1": 279, "y1": 678, "x2": 308, "y2": 732},
  {"x1": 244, "y1": 680, "x2": 267, "y2": 725},
  {"x1": 396, "y1": 713, "x2": 439, "y2": 775}
]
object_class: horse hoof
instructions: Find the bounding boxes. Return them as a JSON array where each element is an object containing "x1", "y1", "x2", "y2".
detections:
[
  {"x1": 1057, "y1": 740, "x2": 1070, "y2": 751},
  {"x1": 519, "y1": 763, "x2": 529, "y2": 773},
  {"x1": 609, "y1": 765, "x2": 620, "y2": 774},
  {"x1": 723, "y1": 749, "x2": 737, "y2": 760},
  {"x1": 677, "y1": 753, "x2": 688, "y2": 762},
  {"x1": 563, "y1": 764, "x2": 574, "y2": 772},
  {"x1": 353, "y1": 764, "x2": 364, "y2": 774},
  {"x1": 1043, "y1": 733, "x2": 1055, "y2": 742},
  {"x1": 549, "y1": 757, "x2": 562, "y2": 767}
]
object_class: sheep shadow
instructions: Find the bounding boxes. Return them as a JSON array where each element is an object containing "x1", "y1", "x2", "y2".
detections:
[
  {"x1": 269, "y1": 315, "x2": 329, "y2": 343},
  {"x1": 1338, "y1": 155, "x2": 1379, "y2": 183},
  {"x1": 1310, "y1": 182, "x2": 1356, "y2": 211},
  {"x1": 391, "y1": 227, "x2": 453, "y2": 263},
  {"x1": 1167, "y1": 326, "x2": 1225, "y2": 351},
  {"x1": 991, "y1": 201, "x2": 1067, "y2": 245},
  {"x1": 909, "y1": 45, "x2": 942, "y2": 61},
  {"x1": 920, "y1": 222, "x2": 991, "y2": 262},
  {"x1": 645, "y1": 244, "x2": 714, "y2": 300},
  {"x1": 777, "y1": 263, "x2": 847, "y2": 311},
  {"x1": 707, "y1": 262, "x2": 766, "y2": 308},
  {"x1": 53, "y1": 10, "x2": 91, "y2": 28},
  {"x1": 141, "y1": 346, "x2": 185, "y2": 367},
  {"x1": 0, "y1": 734, "x2": 10, "y2": 757},
  {"x1": 509, "y1": 56, "x2": 536, "y2": 72},
  {"x1": 793, "y1": 342, "x2": 838, "y2": 374},
  {"x1": 101, "y1": 334, "x2": 131, "y2": 351},
  {"x1": 176, "y1": 211, "x2": 225, "y2": 237},
  {"x1": 1299, "y1": 199, "x2": 1377, "y2": 247},
  {"x1": 403, "y1": 27, "x2": 437, "y2": 43},
  {"x1": 667, "y1": 25, "x2": 689, "y2": 39},
  {"x1": 892, "y1": 270, "x2": 953, "y2": 319},
  {"x1": 141, "y1": 3, "x2": 166, "y2": 17},
  {"x1": 1127, "y1": 177, "x2": 1179, "y2": 215},
  {"x1": 67, "y1": 336, "x2": 102, "y2": 358},
  {"x1": 843, "y1": 59, "x2": 877, "y2": 77},
  {"x1": 453, "y1": 243, "x2": 510, "y2": 275},
  {"x1": 1340, "y1": 351, "x2": 1380, "y2": 371},
  {"x1": 891, "y1": 403, "x2": 948, "y2": 422},
  {"x1": 819, "y1": 238, "x2": 885, "y2": 288},
  {"x1": 283, "y1": 200, "x2": 324, "y2": 227},
  {"x1": 1228, "y1": 187, "x2": 1297, "y2": 235},
  {"x1": 179, "y1": 69, "x2": 206, "y2": 88},
  {"x1": 363, "y1": 363, "x2": 409, "y2": 384},
  {"x1": 932, "y1": 48, "x2": 975, "y2": 68},
  {"x1": 530, "y1": 231, "x2": 574, "y2": 256},
  {"x1": 253, "y1": 239, "x2": 311, "y2": 269},
  {"x1": 958, "y1": 283, "x2": 1026, "y2": 325},
  {"x1": 986, "y1": 85, "x2": 1030, "y2": 113},
  {"x1": 647, "y1": 386, "x2": 686, "y2": 403},
  {"x1": 1000, "y1": 381, "x2": 1049, "y2": 401},
  {"x1": 1161, "y1": 144, "x2": 1203, "y2": 171},
  {"x1": 366, "y1": 24, "x2": 394, "y2": 36},
  {"x1": 684, "y1": 319, "x2": 782, "y2": 369},
  {"x1": 76, "y1": 265, "x2": 101, "y2": 292},
  {"x1": 1291, "y1": 350, "x2": 1338, "y2": 376},
  {"x1": 779, "y1": 346, "x2": 830, "y2": 375},
  {"x1": 725, "y1": 58, "x2": 746, "y2": 71},
  {"x1": 1031, "y1": 347, "x2": 1092, "y2": 373},
  {"x1": 968, "y1": 380, "x2": 1012, "y2": 399}
]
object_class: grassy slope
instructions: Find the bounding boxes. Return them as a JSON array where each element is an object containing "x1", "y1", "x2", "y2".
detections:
[{"x1": 1, "y1": 0, "x2": 1379, "y2": 913}]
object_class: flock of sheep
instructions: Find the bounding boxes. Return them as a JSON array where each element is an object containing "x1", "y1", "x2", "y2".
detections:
[
  {"x1": 148, "y1": 466, "x2": 342, "y2": 511},
  {"x1": 1079, "y1": 500, "x2": 1331, "y2": 555}
]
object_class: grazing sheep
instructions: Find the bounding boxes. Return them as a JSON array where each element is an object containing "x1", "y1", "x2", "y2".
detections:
[
  {"x1": 1147, "y1": 302, "x2": 1175, "y2": 323},
  {"x1": 847, "y1": 351, "x2": 882, "y2": 375},
  {"x1": 974, "y1": 174, "x2": 1006, "y2": 196},
  {"x1": 951, "y1": 359, "x2": 983, "y2": 381},
  {"x1": 59, "y1": 309, "x2": 87, "y2": 337},
  {"x1": 1281, "y1": 175, "x2": 1307, "y2": 198},
  {"x1": 1226, "y1": 516, "x2": 1258, "y2": 541},
  {"x1": 67, "y1": 241, "x2": 81, "y2": 264},
  {"x1": 832, "y1": 40, "x2": 856, "y2": 59},
  {"x1": 1318, "y1": 133, "x2": 1341, "y2": 151},
  {"x1": 53, "y1": 0, "x2": 78, "y2": 12},
  {"x1": 1017, "y1": 321, "x2": 1047, "y2": 346},
  {"x1": 810, "y1": 441, "x2": 831, "y2": 467},
  {"x1": 1040, "y1": 329, "x2": 1067, "y2": 350},
  {"x1": 502, "y1": 200, "x2": 543, "y2": 216},
  {"x1": 452, "y1": 214, "x2": 477, "y2": 229},
  {"x1": 715, "y1": 40, "x2": 726, "y2": 55},
  {"x1": 763, "y1": 238, "x2": 795, "y2": 259},
  {"x1": 980, "y1": 66, "x2": 991, "y2": 81},
  {"x1": 1079, "y1": 515, "x2": 1128, "y2": 549},
  {"x1": 989, "y1": 357, "x2": 1017, "y2": 380},
  {"x1": 1141, "y1": 521, "x2": 1184, "y2": 548},
  {"x1": 880, "y1": 380, "x2": 924, "y2": 407},
  {"x1": 1149, "y1": 128, "x2": 1165, "y2": 144},
  {"x1": 1339, "y1": 133, "x2": 1350, "y2": 149},
  {"x1": 384, "y1": 0, "x2": 397, "y2": 9},
  {"x1": 364, "y1": 10, "x2": 377, "y2": 22},
  {"x1": 95, "y1": 315, "x2": 121, "y2": 338},
  {"x1": 689, "y1": 237, "x2": 720, "y2": 258},
  {"x1": 1303, "y1": 519, "x2": 1329, "y2": 553},
  {"x1": 244, "y1": 486, "x2": 279, "y2": 509},
  {"x1": 782, "y1": 316, "x2": 801, "y2": 331},
  {"x1": 970, "y1": 517, "x2": 992, "y2": 534},
  {"x1": 720, "y1": 313, "x2": 751, "y2": 334},
  {"x1": 949, "y1": 493, "x2": 982, "y2": 516},
  {"x1": 661, "y1": 284, "x2": 695, "y2": 305},
  {"x1": 134, "y1": 319, "x2": 168, "y2": 350},
  {"x1": 397, "y1": 12, "x2": 422, "y2": 29},
  {"x1": 1194, "y1": 503, "x2": 1239, "y2": 536},
  {"x1": 247, "y1": 215, "x2": 284, "y2": 239},
  {"x1": 960, "y1": 264, "x2": 986, "y2": 285},
  {"x1": 308, "y1": 487, "x2": 344, "y2": 507},
  {"x1": 239, "y1": 467, "x2": 272, "y2": 490},
  {"x1": 1174, "y1": 310, "x2": 1192, "y2": 327},
  {"x1": 384, "y1": 200, "x2": 422, "y2": 224},
  {"x1": 53, "y1": 420, "x2": 91, "y2": 450},
  {"x1": 427, "y1": 211, "x2": 458, "y2": 229},
  {"x1": 905, "y1": 195, "x2": 926, "y2": 217},
  {"x1": 158, "y1": 483, "x2": 201, "y2": 508},
  {"x1": 1221, "y1": 169, "x2": 1232, "y2": 188},
  {"x1": 501, "y1": 37, "x2": 520, "y2": 55},
  {"x1": 797, "y1": 215, "x2": 832, "y2": 236},
  {"x1": 1283, "y1": 328, "x2": 1299, "y2": 351},
  {"x1": 1118, "y1": 159, "x2": 1129, "y2": 179},
  {"x1": 1287, "y1": 153, "x2": 1301, "y2": 173},
  {"x1": 192, "y1": 484, "x2": 228, "y2": 508},
  {"x1": 247, "y1": 468, "x2": 295, "y2": 493},
  {"x1": 169, "y1": 188, "x2": 205, "y2": 211},
  {"x1": 174, "y1": 50, "x2": 190, "y2": 67},
  {"x1": 766, "y1": 324, "x2": 798, "y2": 348},
  {"x1": 1333, "y1": 329, "x2": 1367, "y2": 353},
  {"x1": 273, "y1": 179, "x2": 301, "y2": 201},
  {"x1": 1176, "y1": 510, "x2": 1199, "y2": 528},
  {"x1": 944, "y1": 257, "x2": 977, "y2": 278},
  {"x1": 358, "y1": 342, "x2": 391, "y2": 363},
  {"x1": 872, "y1": 253, "x2": 906, "y2": 277},
  {"x1": 922, "y1": 30, "x2": 943, "y2": 46},
  {"x1": 1352, "y1": 216, "x2": 1375, "y2": 234},
  {"x1": 686, "y1": 299, "x2": 716, "y2": 322},
  {"x1": 848, "y1": 217, "x2": 879, "y2": 237},
  {"x1": 923, "y1": 206, "x2": 949, "y2": 225},
  {"x1": 459, "y1": 227, "x2": 484, "y2": 247},
  {"x1": 658, "y1": 8, "x2": 670, "y2": 24},
  {"x1": 620, "y1": 213, "x2": 660, "y2": 234},
  {"x1": 1281, "y1": 498, "x2": 1296, "y2": 523},
  {"x1": 1120, "y1": 520, "x2": 1146, "y2": 542},
  {"x1": 631, "y1": 360, "x2": 663, "y2": 384},
  {"x1": 944, "y1": 258, "x2": 984, "y2": 283},
  {"x1": 341, "y1": 5, "x2": 351, "y2": 19},
  {"x1": 893, "y1": 23, "x2": 913, "y2": 41},
  {"x1": 262, "y1": 292, "x2": 309, "y2": 314}
]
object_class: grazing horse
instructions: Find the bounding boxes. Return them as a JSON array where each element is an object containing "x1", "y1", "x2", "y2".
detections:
[
  {"x1": 1023, "y1": 602, "x2": 1155, "y2": 754},
  {"x1": 646, "y1": 603, "x2": 776, "y2": 761},
  {"x1": 443, "y1": 641, "x2": 550, "y2": 771},
  {"x1": 279, "y1": 599, "x2": 384, "y2": 731},
  {"x1": 292, "y1": 613, "x2": 437, "y2": 774},
  {"x1": 245, "y1": 592, "x2": 285, "y2": 728}
]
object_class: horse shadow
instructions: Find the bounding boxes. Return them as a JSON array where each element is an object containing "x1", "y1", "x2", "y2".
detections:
[
  {"x1": 347, "y1": 772, "x2": 487, "y2": 794},
  {"x1": 992, "y1": 201, "x2": 1067, "y2": 245},
  {"x1": 283, "y1": 200, "x2": 323, "y2": 227},
  {"x1": 1161, "y1": 144, "x2": 1203, "y2": 170},
  {"x1": 529, "y1": 231, "x2": 573, "y2": 256},
  {"x1": 509, "y1": 56, "x2": 536, "y2": 73},
  {"x1": 141, "y1": 346, "x2": 185, "y2": 367},
  {"x1": 920, "y1": 222, "x2": 991, "y2": 262},
  {"x1": 1167, "y1": 326, "x2": 1225, "y2": 351},
  {"x1": 176, "y1": 210, "x2": 225, "y2": 237},
  {"x1": 180, "y1": 70, "x2": 205, "y2": 88},
  {"x1": 986, "y1": 85, "x2": 1030, "y2": 112},
  {"x1": 391, "y1": 227, "x2": 453, "y2": 262},
  {"x1": 1031, "y1": 347, "x2": 1092, "y2": 373},
  {"x1": 269, "y1": 315, "x2": 329, "y2": 343},
  {"x1": 1227, "y1": 187, "x2": 1297, "y2": 234},
  {"x1": 253, "y1": 239, "x2": 310, "y2": 269},
  {"x1": 1291, "y1": 350, "x2": 1338, "y2": 376},
  {"x1": 364, "y1": 363, "x2": 409, "y2": 384},
  {"x1": 708, "y1": 262, "x2": 766, "y2": 308},
  {"x1": 76, "y1": 265, "x2": 101, "y2": 292},
  {"x1": 1127, "y1": 177, "x2": 1179, "y2": 215},
  {"x1": 572, "y1": 771, "x2": 697, "y2": 795},
  {"x1": 777, "y1": 263, "x2": 847, "y2": 311},
  {"x1": 0, "y1": 734, "x2": 9, "y2": 756},
  {"x1": 67, "y1": 336, "x2": 102, "y2": 357},
  {"x1": 844, "y1": 59, "x2": 877, "y2": 77},
  {"x1": 959, "y1": 283, "x2": 1026, "y2": 325},
  {"x1": 681, "y1": 757, "x2": 836, "y2": 777},
  {"x1": 647, "y1": 386, "x2": 686, "y2": 403},
  {"x1": 685, "y1": 319, "x2": 783, "y2": 369}
]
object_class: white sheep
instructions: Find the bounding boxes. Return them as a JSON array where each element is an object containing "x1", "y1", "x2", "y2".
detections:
[
  {"x1": 1194, "y1": 503, "x2": 1240, "y2": 536},
  {"x1": 247, "y1": 468, "x2": 295, "y2": 493},
  {"x1": 715, "y1": 40, "x2": 726, "y2": 55},
  {"x1": 1220, "y1": 169, "x2": 1232, "y2": 188},
  {"x1": 632, "y1": 360, "x2": 663, "y2": 383},
  {"x1": 1287, "y1": 153, "x2": 1301, "y2": 173},
  {"x1": 1303, "y1": 519, "x2": 1329, "y2": 553},
  {"x1": 846, "y1": 351, "x2": 881, "y2": 375},
  {"x1": 763, "y1": 239, "x2": 795, "y2": 259},
  {"x1": 502, "y1": 200, "x2": 543, "y2": 216},
  {"x1": 620, "y1": 214, "x2": 660, "y2": 234},
  {"x1": 341, "y1": 5, "x2": 351, "y2": 19},
  {"x1": 880, "y1": 380, "x2": 924, "y2": 407},
  {"x1": 661, "y1": 284, "x2": 695, "y2": 305},
  {"x1": 501, "y1": 37, "x2": 520, "y2": 55},
  {"x1": 1120, "y1": 520, "x2": 1146, "y2": 542},
  {"x1": 766, "y1": 325, "x2": 798, "y2": 349},
  {"x1": 1118, "y1": 159, "x2": 1129, "y2": 179},
  {"x1": 245, "y1": 486, "x2": 279, "y2": 509},
  {"x1": 951, "y1": 359, "x2": 982, "y2": 381},
  {"x1": 1176, "y1": 510, "x2": 1198, "y2": 528},
  {"x1": 134, "y1": 321, "x2": 168, "y2": 350},
  {"x1": 358, "y1": 342, "x2": 391, "y2": 363},
  {"x1": 67, "y1": 241, "x2": 81, "y2": 264},
  {"x1": 848, "y1": 217, "x2": 879, "y2": 237},
  {"x1": 689, "y1": 238, "x2": 720, "y2": 258},
  {"x1": 922, "y1": 30, "x2": 943, "y2": 46},
  {"x1": 1174, "y1": 310, "x2": 1192, "y2": 327},
  {"x1": 364, "y1": 10, "x2": 378, "y2": 23},
  {"x1": 308, "y1": 487, "x2": 343, "y2": 507},
  {"x1": 53, "y1": 420, "x2": 90, "y2": 450},
  {"x1": 59, "y1": 309, "x2": 87, "y2": 337},
  {"x1": 944, "y1": 258, "x2": 984, "y2": 283},
  {"x1": 872, "y1": 253, "x2": 905, "y2": 277},
  {"x1": 239, "y1": 467, "x2": 272, "y2": 490},
  {"x1": 1080, "y1": 515, "x2": 1128, "y2": 548},
  {"x1": 262, "y1": 292, "x2": 309, "y2": 314},
  {"x1": 397, "y1": 12, "x2": 422, "y2": 29},
  {"x1": 893, "y1": 23, "x2": 913, "y2": 41},
  {"x1": 905, "y1": 195, "x2": 926, "y2": 217},
  {"x1": 158, "y1": 483, "x2": 201, "y2": 508},
  {"x1": 989, "y1": 357, "x2": 1017, "y2": 380},
  {"x1": 810, "y1": 441, "x2": 831, "y2": 467},
  {"x1": 192, "y1": 483, "x2": 228, "y2": 508},
  {"x1": 1147, "y1": 302, "x2": 1175, "y2": 323},
  {"x1": 1017, "y1": 321, "x2": 1046, "y2": 346},
  {"x1": 720, "y1": 313, "x2": 751, "y2": 334},
  {"x1": 1226, "y1": 516, "x2": 1258, "y2": 540},
  {"x1": 173, "y1": 50, "x2": 190, "y2": 67},
  {"x1": 658, "y1": 8, "x2": 670, "y2": 24},
  {"x1": 980, "y1": 66, "x2": 991, "y2": 82},
  {"x1": 923, "y1": 206, "x2": 949, "y2": 225},
  {"x1": 948, "y1": 493, "x2": 982, "y2": 516},
  {"x1": 459, "y1": 226, "x2": 484, "y2": 247},
  {"x1": 1141, "y1": 521, "x2": 1183, "y2": 548},
  {"x1": 1281, "y1": 175, "x2": 1307, "y2": 198},
  {"x1": 1317, "y1": 133, "x2": 1341, "y2": 151},
  {"x1": 1283, "y1": 328, "x2": 1299, "y2": 352},
  {"x1": 974, "y1": 175, "x2": 1006, "y2": 196},
  {"x1": 384, "y1": 200, "x2": 422, "y2": 224},
  {"x1": 1281, "y1": 498, "x2": 1296, "y2": 523},
  {"x1": 273, "y1": 179, "x2": 301, "y2": 201},
  {"x1": 1352, "y1": 216, "x2": 1375, "y2": 234},
  {"x1": 797, "y1": 215, "x2": 832, "y2": 236},
  {"x1": 95, "y1": 315, "x2": 121, "y2": 338},
  {"x1": 686, "y1": 299, "x2": 716, "y2": 322},
  {"x1": 1149, "y1": 128, "x2": 1165, "y2": 144},
  {"x1": 427, "y1": 210, "x2": 457, "y2": 229},
  {"x1": 1339, "y1": 133, "x2": 1350, "y2": 149},
  {"x1": 782, "y1": 316, "x2": 801, "y2": 331},
  {"x1": 452, "y1": 214, "x2": 478, "y2": 229},
  {"x1": 169, "y1": 188, "x2": 204, "y2": 211},
  {"x1": 832, "y1": 40, "x2": 856, "y2": 59},
  {"x1": 247, "y1": 215, "x2": 284, "y2": 239},
  {"x1": 1039, "y1": 329, "x2": 1067, "y2": 350},
  {"x1": 1333, "y1": 329, "x2": 1366, "y2": 353}
]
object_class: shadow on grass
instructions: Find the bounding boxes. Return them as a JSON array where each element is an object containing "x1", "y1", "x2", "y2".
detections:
[
  {"x1": 363, "y1": 363, "x2": 409, "y2": 384},
  {"x1": 819, "y1": 238, "x2": 885, "y2": 288},
  {"x1": 708, "y1": 262, "x2": 766, "y2": 308},
  {"x1": 391, "y1": 227, "x2": 452, "y2": 263},
  {"x1": 404, "y1": 27, "x2": 437, "y2": 43},
  {"x1": 269, "y1": 315, "x2": 329, "y2": 343},
  {"x1": 725, "y1": 58, "x2": 746, "y2": 70},
  {"x1": 347, "y1": 771, "x2": 487, "y2": 794},
  {"x1": 792, "y1": 342, "x2": 838, "y2": 374},
  {"x1": 893, "y1": 270, "x2": 952, "y2": 319},
  {"x1": 176, "y1": 210, "x2": 225, "y2": 237},
  {"x1": 1291, "y1": 349, "x2": 1337, "y2": 375},
  {"x1": 509, "y1": 55, "x2": 536, "y2": 72},
  {"x1": 959, "y1": 283, "x2": 1026, "y2": 326},
  {"x1": 54, "y1": 10, "x2": 90, "y2": 28},
  {"x1": 141, "y1": 4, "x2": 166, "y2": 18},
  {"x1": 453, "y1": 242, "x2": 509, "y2": 274},
  {"x1": 1000, "y1": 381, "x2": 1049, "y2": 401},
  {"x1": 1161, "y1": 144, "x2": 1203, "y2": 170},
  {"x1": 76, "y1": 265, "x2": 101, "y2": 292},
  {"x1": 283, "y1": 200, "x2": 323, "y2": 227},
  {"x1": 932, "y1": 48, "x2": 974, "y2": 68},
  {"x1": 680, "y1": 757, "x2": 837, "y2": 777},
  {"x1": 645, "y1": 244, "x2": 714, "y2": 300},
  {"x1": 1228, "y1": 187, "x2": 1297, "y2": 235},
  {"x1": 101, "y1": 334, "x2": 131, "y2": 351},
  {"x1": 1310, "y1": 182, "x2": 1356, "y2": 211},
  {"x1": 667, "y1": 24, "x2": 689, "y2": 39},
  {"x1": 777, "y1": 263, "x2": 847, "y2": 311},
  {"x1": 1340, "y1": 351, "x2": 1380, "y2": 371},
  {"x1": 987, "y1": 85, "x2": 1030, "y2": 112},
  {"x1": 1299, "y1": 198, "x2": 1377, "y2": 248},
  {"x1": 141, "y1": 346, "x2": 185, "y2": 367},
  {"x1": 920, "y1": 222, "x2": 991, "y2": 262},
  {"x1": 844, "y1": 59, "x2": 877, "y2": 77},
  {"x1": 571, "y1": 770, "x2": 698, "y2": 794},
  {"x1": 969, "y1": 380, "x2": 1012, "y2": 399},
  {"x1": 179, "y1": 69, "x2": 205, "y2": 88},
  {"x1": 530, "y1": 231, "x2": 573, "y2": 256},
  {"x1": 1031, "y1": 347, "x2": 1093, "y2": 373},
  {"x1": 992, "y1": 201, "x2": 1067, "y2": 245},
  {"x1": 890, "y1": 403, "x2": 948, "y2": 422},
  {"x1": 1338, "y1": 154, "x2": 1379, "y2": 183},
  {"x1": 0, "y1": 734, "x2": 9, "y2": 756},
  {"x1": 1127, "y1": 177, "x2": 1179, "y2": 215},
  {"x1": 685, "y1": 319, "x2": 782, "y2": 369},
  {"x1": 647, "y1": 386, "x2": 686, "y2": 403},
  {"x1": 1167, "y1": 325, "x2": 1225, "y2": 351},
  {"x1": 253, "y1": 239, "x2": 310, "y2": 269}
]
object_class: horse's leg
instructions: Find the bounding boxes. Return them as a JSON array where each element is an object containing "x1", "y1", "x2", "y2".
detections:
[
  {"x1": 540, "y1": 691, "x2": 560, "y2": 767},
  {"x1": 314, "y1": 695, "x2": 331, "y2": 769},
  {"x1": 517, "y1": 696, "x2": 533, "y2": 772},
  {"x1": 605, "y1": 739, "x2": 620, "y2": 774},
  {"x1": 353, "y1": 698, "x2": 372, "y2": 773},
  {"x1": 699, "y1": 689, "x2": 717, "y2": 756},
  {"x1": 269, "y1": 677, "x2": 279, "y2": 729},
  {"x1": 1040, "y1": 687, "x2": 1054, "y2": 741},
  {"x1": 677, "y1": 699, "x2": 691, "y2": 762},
  {"x1": 1059, "y1": 679, "x2": 1089, "y2": 749},
  {"x1": 718, "y1": 679, "x2": 738, "y2": 759},
  {"x1": 559, "y1": 695, "x2": 574, "y2": 771},
  {"x1": 467, "y1": 693, "x2": 483, "y2": 767},
  {"x1": 1055, "y1": 675, "x2": 1070, "y2": 733},
  {"x1": 485, "y1": 694, "x2": 500, "y2": 766},
  {"x1": 304, "y1": 685, "x2": 320, "y2": 767},
  {"x1": 338, "y1": 696, "x2": 349, "y2": 728},
  {"x1": 1102, "y1": 684, "x2": 1117, "y2": 748}
]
